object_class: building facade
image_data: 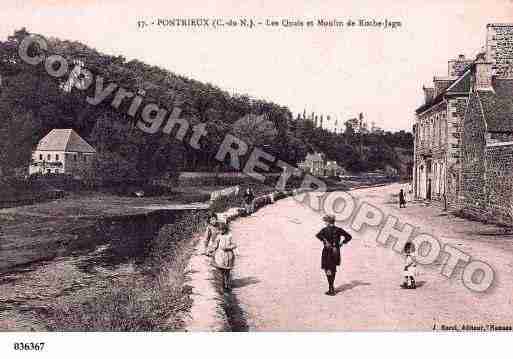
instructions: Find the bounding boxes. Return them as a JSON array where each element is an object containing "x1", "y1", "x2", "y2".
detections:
[
  {"x1": 413, "y1": 23, "x2": 513, "y2": 218},
  {"x1": 413, "y1": 57, "x2": 471, "y2": 204},
  {"x1": 298, "y1": 152, "x2": 326, "y2": 177},
  {"x1": 413, "y1": 24, "x2": 513, "y2": 206},
  {"x1": 325, "y1": 160, "x2": 344, "y2": 177},
  {"x1": 29, "y1": 129, "x2": 96, "y2": 179},
  {"x1": 298, "y1": 153, "x2": 343, "y2": 177}
]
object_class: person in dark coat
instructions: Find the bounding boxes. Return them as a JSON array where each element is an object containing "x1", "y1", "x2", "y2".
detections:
[
  {"x1": 399, "y1": 188, "x2": 406, "y2": 208},
  {"x1": 243, "y1": 188, "x2": 255, "y2": 215},
  {"x1": 316, "y1": 214, "x2": 352, "y2": 296}
]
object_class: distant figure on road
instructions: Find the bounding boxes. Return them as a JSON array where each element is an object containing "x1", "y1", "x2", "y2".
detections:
[
  {"x1": 243, "y1": 188, "x2": 255, "y2": 215},
  {"x1": 316, "y1": 214, "x2": 352, "y2": 296},
  {"x1": 401, "y1": 242, "x2": 417, "y2": 289},
  {"x1": 212, "y1": 222, "x2": 237, "y2": 291},
  {"x1": 399, "y1": 188, "x2": 406, "y2": 208},
  {"x1": 203, "y1": 213, "x2": 220, "y2": 256}
]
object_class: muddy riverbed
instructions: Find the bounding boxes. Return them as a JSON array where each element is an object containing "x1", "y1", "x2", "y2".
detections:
[{"x1": 0, "y1": 209, "x2": 197, "y2": 330}]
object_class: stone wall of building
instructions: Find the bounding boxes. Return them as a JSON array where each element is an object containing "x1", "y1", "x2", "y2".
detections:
[
  {"x1": 484, "y1": 144, "x2": 513, "y2": 224},
  {"x1": 461, "y1": 93, "x2": 487, "y2": 214},
  {"x1": 486, "y1": 132, "x2": 513, "y2": 144},
  {"x1": 64, "y1": 152, "x2": 95, "y2": 179},
  {"x1": 445, "y1": 97, "x2": 467, "y2": 205},
  {"x1": 486, "y1": 24, "x2": 513, "y2": 78},
  {"x1": 447, "y1": 98, "x2": 467, "y2": 157}
]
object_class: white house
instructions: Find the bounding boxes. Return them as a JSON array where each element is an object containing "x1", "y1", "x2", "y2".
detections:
[{"x1": 29, "y1": 129, "x2": 96, "y2": 178}]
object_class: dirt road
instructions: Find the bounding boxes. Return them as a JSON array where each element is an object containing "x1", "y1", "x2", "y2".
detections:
[{"x1": 230, "y1": 183, "x2": 513, "y2": 330}]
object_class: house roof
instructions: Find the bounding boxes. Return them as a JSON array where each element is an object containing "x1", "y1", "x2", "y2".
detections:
[
  {"x1": 36, "y1": 129, "x2": 96, "y2": 153},
  {"x1": 478, "y1": 79, "x2": 513, "y2": 132},
  {"x1": 446, "y1": 69, "x2": 472, "y2": 93},
  {"x1": 434, "y1": 77, "x2": 454, "y2": 94},
  {"x1": 305, "y1": 153, "x2": 324, "y2": 162},
  {"x1": 416, "y1": 68, "x2": 472, "y2": 114}
]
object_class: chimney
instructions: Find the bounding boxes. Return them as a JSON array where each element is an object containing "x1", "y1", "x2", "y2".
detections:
[
  {"x1": 448, "y1": 54, "x2": 472, "y2": 77},
  {"x1": 422, "y1": 86, "x2": 434, "y2": 104},
  {"x1": 474, "y1": 52, "x2": 494, "y2": 91}
]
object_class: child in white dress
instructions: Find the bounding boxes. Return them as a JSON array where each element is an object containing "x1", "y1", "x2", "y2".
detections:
[{"x1": 402, "y1": 242, "x2": 417, "y2": 289}]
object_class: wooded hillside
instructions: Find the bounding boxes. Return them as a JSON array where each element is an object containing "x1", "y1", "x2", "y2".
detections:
[{"x1": 0, "y1": 28, "x2": 413, "y2": 181}]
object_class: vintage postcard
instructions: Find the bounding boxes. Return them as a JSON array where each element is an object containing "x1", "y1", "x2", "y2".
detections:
[{"x1": 0, "y1": 0, "x2": 513, "y2": 355}]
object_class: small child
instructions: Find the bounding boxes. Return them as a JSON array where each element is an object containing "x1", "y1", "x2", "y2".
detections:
[
  {"x1": 203, "y1": 214, "x2": 219, "y2": 256},
  {"x1": 212, "y1": 222, "x2": 237, "y2": 291},
  {"x1": 402, "y1": 242, "x2": 417, "y2": 289}
]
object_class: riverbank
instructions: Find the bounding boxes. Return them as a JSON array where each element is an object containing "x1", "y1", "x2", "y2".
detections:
[
  {"x1": 0, "y1": 179, "x2": 277, "y2": 331},
  {"x1": 0, "y1": 175, "x2": 397, "y2": 331}
]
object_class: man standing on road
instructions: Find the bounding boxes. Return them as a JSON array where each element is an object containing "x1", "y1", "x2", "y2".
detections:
[
  {"x1": 399, "y1": 188, "x2": 406, "y2": 208},
  {"x1": 316, "y1": 215, "x2": 352, "y2": 296}
]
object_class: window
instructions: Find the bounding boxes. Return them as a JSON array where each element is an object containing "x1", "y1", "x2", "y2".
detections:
[
  {"x1": 39, "y1": 154, "x2": 43, "y2": 160},
  {"x1": 56, "y1": 154, "x2": 59, "y2": 161},
  {"x1": 47, "y1": 154, "x2": 51, "y2": 161},
  {"x1": 74, "y1": 154, "x2": 77, "y2": 161}
]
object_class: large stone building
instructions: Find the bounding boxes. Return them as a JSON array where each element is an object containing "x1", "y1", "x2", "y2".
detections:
[
  {"x1": 413, "y1": 56, "x2": 471, "y2": 204},
  {"x1": 413, "y1": 23, "x2": 513, "y2": 222},
  {"x1": 29, "y1": 129, "x2": 96, "y2": 179},
  {"x1": 461, "y1": 53, "x2": 513, "y2": 223}
]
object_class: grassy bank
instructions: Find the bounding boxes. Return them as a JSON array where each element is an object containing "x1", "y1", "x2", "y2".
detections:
[
  {"x1": 46, "y1": 211, "x2": 207, "y2": 331},
  {"x1": 43, "y1": 185, "x2": 272, "y2": 331}
]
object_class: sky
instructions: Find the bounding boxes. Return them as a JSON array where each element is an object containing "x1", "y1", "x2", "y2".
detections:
[{"x1": 1, "y1": 0, "x2": 512, "y2": 132}]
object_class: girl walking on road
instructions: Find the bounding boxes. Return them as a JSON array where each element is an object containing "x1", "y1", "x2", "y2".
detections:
[
  {"x1": 203, "y1": 213, "x2": 220, "y2": 256},
  {"x1": 212, "y1": 222, "x2": 237, "y2": 291},
  {"x1": 316, "y1": 214, "x2": 352, "y2": 296}
]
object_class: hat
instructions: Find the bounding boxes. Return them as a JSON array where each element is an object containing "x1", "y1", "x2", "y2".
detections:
[
  {"x1": 404, "y1": 241, "x2": 415, "y2": 252},
  {"x1": 218, "y1": 222, "x2": 229, "y2": 233},
  {"x1": 322, "y1": 214, "x2": 335, "y2": 224}
]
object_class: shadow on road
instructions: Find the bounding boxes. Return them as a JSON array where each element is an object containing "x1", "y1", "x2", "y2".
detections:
[
  {"x1": 231, "y1": 276, "x2": 260, "y2": 289},
  {"x1": 334, "y1": 280, "x2": 371, "y2": 294},
  {"x1": 416, "y1": 280, "x2": 426, "y2": 288},
  {"x1": 211, "y1": 270, "x2": 250, "y2": 332}
]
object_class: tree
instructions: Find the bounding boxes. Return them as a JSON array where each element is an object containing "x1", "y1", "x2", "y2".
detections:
[{"x1": 232, "y1": 113, "x2": 278, "y2": 148}]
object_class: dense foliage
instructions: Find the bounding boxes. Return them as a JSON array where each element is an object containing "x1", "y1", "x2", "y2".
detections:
[{"x1": 0, "y1": 28, "x2": 413, "y2": 181}]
